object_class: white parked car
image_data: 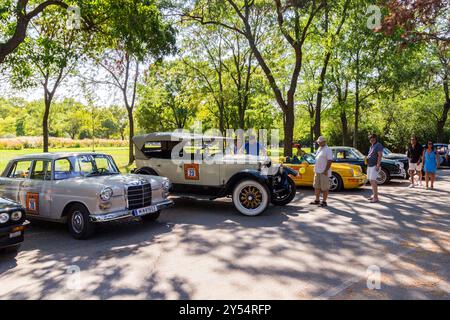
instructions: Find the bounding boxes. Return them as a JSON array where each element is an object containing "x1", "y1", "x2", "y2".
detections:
[
  {"x1": 132, "y1": 132, "x2": 298, "y2": 216},
  {"x1": 0, "y1": 153, "x2": 173, "y2": 239}
]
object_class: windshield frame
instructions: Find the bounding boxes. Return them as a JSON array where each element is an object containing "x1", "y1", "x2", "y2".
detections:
[
  {"x1": 350, "y1": 148, "x2": 365, "y2": 159},
  {"x1": 53, "y1": 154, "x2": 120, "y2": 180}
]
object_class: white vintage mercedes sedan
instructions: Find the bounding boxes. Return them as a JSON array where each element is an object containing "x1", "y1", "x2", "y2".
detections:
[{"x1": 0, "y1": 153, "x2": 173, "y2": 239}]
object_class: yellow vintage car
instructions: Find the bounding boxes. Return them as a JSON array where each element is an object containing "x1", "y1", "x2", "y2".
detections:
[{"x1": 282, "y1": 154, "x2": 367, "y2": 192}]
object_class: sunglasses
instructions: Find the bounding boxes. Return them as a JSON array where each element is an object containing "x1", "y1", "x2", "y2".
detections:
[{"x1": 428, "y1": 143, "x2": 433, "y2": 145}]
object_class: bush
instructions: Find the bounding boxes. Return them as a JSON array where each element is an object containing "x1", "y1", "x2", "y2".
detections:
[{"x1": 0, "y1": 137, "x2": 128, "y2": 150}]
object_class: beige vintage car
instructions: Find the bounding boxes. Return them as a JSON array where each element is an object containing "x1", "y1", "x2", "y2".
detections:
[
  {"x1": 132, "y1": 132, "x2": 298, "y2": 216},
  {"x1": 0, "y1": 153, "x2": 173, "y2": 239}
]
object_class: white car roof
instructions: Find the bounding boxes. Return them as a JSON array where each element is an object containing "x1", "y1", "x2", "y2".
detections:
[
  {"x1": 133, "y1": 132, "x2": 233, "y2": 144},
  {"x1": 11, "y1": 152, "x2": 110, "y2": 161}
]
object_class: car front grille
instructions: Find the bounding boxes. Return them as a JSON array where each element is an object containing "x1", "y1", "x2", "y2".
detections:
[{"x1": 126, "y1": 183, "x2": 152, "y2": 210}]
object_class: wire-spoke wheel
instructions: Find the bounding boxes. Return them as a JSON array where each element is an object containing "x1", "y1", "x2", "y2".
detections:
[
  {"x1": 376, "y1": 168, "x2": 390, "y2": 185},
  {"x1": 232, "y1": 179, "x2": 269, "y2": 216}
]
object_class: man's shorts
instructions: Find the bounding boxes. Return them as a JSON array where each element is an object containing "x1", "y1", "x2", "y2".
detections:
[
  {"x1": 313, "y1": 173, "x2": 330, "y2": 191},
  {"x1": 408, "y1": 162, "x2": 423, "y2": 172},
  {"x1": 367, "y1": 166, "x2": 379, "y2": 181}
]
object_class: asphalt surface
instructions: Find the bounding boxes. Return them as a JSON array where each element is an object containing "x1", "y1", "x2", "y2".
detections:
[{"x1": 0, "y1": 171, "x2": 449, "y2": 300}]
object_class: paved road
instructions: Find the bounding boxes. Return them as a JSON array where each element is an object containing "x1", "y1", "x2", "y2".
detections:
[{"x1": 0, "y1": 171, "x2": 449, "y2": 300}]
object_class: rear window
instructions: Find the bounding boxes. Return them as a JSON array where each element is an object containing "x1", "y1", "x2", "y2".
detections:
[{"x1": 8, "y1": 160, "x2": 33, "y2": 179}]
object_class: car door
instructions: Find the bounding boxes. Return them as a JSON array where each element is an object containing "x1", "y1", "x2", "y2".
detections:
[
  {"x1": 1, "y1": 160, "x2": 32, "y2": 203},
  {"x1": 18, "y1": 160, "x2": 53, "y2": 218}
]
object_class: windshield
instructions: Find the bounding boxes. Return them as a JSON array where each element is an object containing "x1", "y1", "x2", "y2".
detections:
[
  {"x1": 303, "y1": 153, "x2": 316, "y2": 164},
  {"x1": 383, "y1": 148, "x2": 392, "y2": 155},
  {"x1": 54, "y1": 154, "x2": 119, "y2": 180},
  {"x1": 351, "y1": 148, "x2": 365, "y2": 159}
]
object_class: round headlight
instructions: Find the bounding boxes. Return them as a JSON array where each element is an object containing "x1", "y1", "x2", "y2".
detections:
[
  {"x1": 0, "y1": 213, "x2": 9, "y2": 224},
  {"x1": 100, "y1": 187, "x2": 113, "y2": 201},
  {"x1": 11, "y1": 211, "x2": 22, "y2": 221},
  {"x1": 162, "y1": 179, "x2": 170, "y2": 191}
]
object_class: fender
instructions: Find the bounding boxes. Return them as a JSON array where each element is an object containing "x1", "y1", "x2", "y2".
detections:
[
  {"x1": 219, "y1": 170, "x2": 270, "y2": 198},
  {"x1": 133, "y1": 167, "x2": 158, "y2": 176},
  {"x1": 283, "y1": 166, "x2": 298, "y2": 177}
]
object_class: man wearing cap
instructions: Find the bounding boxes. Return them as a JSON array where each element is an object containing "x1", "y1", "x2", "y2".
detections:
[
  {"x1": 310, "y1": 136, "x2": 333, "y2": 207},
  {"x1": 366, "y1": 133, "x2": 384, "y2": 203}
]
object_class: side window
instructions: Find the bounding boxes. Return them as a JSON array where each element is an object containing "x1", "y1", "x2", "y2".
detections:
[
  {"x1": 346, "y1": 150, "x2": 358, "y2": 160},
  {"x1": 54, "y1": 158, "x2": 73, "y2": 180},
  {"x1": 30, "y1": 161, "x2": 52, "y2": 181},
  {"x1": 8, "y1": 160, "x2": 32, "y2": 179}
]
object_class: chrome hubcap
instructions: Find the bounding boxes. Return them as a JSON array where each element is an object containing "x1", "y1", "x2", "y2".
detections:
[
  {"x1": 377, "y1": 171, "x2": 386, "y2": 184},
  {"x1": 71, "y1": 211, "x2": 84, "y2": 234},
  {"x1": 330, "y1": 176, "x2": 338, "y2": 190}
]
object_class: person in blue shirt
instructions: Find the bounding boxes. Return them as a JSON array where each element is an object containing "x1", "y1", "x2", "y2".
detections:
[
  {"x1": 243, "y1": 134, "x2": 265, "y2": 156},
  {"x1": 423, "y1": 140, "x2": 440, "y2": 190}
]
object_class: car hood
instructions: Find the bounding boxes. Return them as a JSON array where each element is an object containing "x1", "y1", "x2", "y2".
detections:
[
  {"x1": 331, "y1": 163, "x2": 364, "y2": 172},
  {"x1": 220, "y1": 154, "x2": 272, "y2": 165},
  {"x1": 384, "y1": 153, "x2": 407, "y2": 160},
  {"x1": 0, "y1": 197, "x2": 22, "y2": 211},
  {"x1": 83, "y1": 174, "x2": 166, "y2": 191}
]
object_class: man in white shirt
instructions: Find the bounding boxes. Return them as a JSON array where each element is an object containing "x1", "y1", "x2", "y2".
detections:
[{"x1": 310, "y1": 136, "x2": 333, "y2": 207}]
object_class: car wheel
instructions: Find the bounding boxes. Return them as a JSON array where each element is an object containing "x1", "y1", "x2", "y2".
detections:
[
  {"x1": 67, "y1": 204, "x2": 96, "y2": 240},
  {"x1": 232, "y1": 179, "x2": 270, "y2": 216},
  {"x1": 376, "y1": 168, "x2": 390, "y2": 185},
  {"x1": 329, "y1": 173, "x2": 343, "y2": 192},
  {"x1": 141, "y1": 211, "x2": 160, "y2": 222},
  {"x1": 271, "y1": 177, "x2": 296, "y2": 206}
]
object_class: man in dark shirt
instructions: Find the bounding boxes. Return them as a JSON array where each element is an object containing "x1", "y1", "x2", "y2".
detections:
[
  {"x1": 366, "y1": 133, "x2": 383, "y2": 203},
  {"x1": 406, "y1": 135, "x2": 424, "y2": 188}
]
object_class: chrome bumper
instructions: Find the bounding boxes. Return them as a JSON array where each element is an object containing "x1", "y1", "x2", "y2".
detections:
[
  {"x1": 90, "y1": 200, "x2": 174, "y2": 223},
  {"x1": 391, "y1": 167, "x2": 407, "y2": 178}
]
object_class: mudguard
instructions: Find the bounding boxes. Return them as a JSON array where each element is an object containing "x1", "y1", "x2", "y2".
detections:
[{"x1": 221, "y1": 170, "x2": 270, "y2": 197}]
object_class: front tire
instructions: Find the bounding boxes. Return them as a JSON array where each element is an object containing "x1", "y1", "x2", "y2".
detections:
[
  {"x1": 376, "y1": 168, "x2": 390, "y2": 185},
  {"x1": 329, "y1": 172, "x2": 343, "y2": 192},
  {"x1": 67, "y1": 204, "x2": 96, "y2": 240},
  {"x1": 141, "y1": 211, "x2": 160, "y2": 222},
  {"x1": 271, "y1": 177, "x2": 296, "y2": 206},
  {"x1": 232, "y1": 179, "x2": 270, "y2": 216}
]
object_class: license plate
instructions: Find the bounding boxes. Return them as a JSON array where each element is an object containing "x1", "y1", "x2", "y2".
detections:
[
  {"x1": 9, "y1": 231, "x2": 21, "y2": 238},
  {"x1": 132, "y1": 205, "x2": 157, "y2": 217}
]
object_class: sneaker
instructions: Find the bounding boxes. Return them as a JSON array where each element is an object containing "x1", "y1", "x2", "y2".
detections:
[
  {"x1": 408, "y1": 184, "x2": 415, "y2": 188},
  {"x1": 319, "y1": 201, "x2": 328, "y2": 207},
  {"x1": 310, "y1": 200, "x2": 320, "y2": 205}
]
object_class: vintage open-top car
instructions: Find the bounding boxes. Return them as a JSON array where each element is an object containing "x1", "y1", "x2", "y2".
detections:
[
  {"x1": 0, "y1": 197, "x2": 28, "y2": 253},
  {"x1": 132, "y1": 132, "x2": 298, "y2": 216},
  {"x1": 0, "y1": 153, "x2": 173, "y2": 239}
]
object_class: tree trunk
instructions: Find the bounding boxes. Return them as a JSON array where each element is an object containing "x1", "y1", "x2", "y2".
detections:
[
  {"x1": 437, "y1": 100, "x2": 450, "y2": 142},
  {"x1": 353, "y1": 51, "x2": 360, "y2": 148},
  {"x1": 43, "y1": 99, "x2": 51, "y2": 153},
  {"x1": 314, "y1": 53, "x2": 331, "y2": 140},
  {"x1": 437, "y1": 77, "x2": 450, "y2": 142},
  {"x1": 284, "y1": 106, "x2": 294, "y2": 157},
  {"x1": 340, "y1": 110, "x2": 349, "y2": 146},
  {"x1": 127, "y1": 108, "x2": 134, "y2": 165}
]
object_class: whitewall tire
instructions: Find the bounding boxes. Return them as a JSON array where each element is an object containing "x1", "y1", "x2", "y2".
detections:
[{"x1": 232, "y1": 179, "x2": 270, "y2": 216}]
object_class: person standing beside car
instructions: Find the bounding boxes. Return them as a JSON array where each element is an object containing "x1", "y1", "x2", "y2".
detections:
[
  {"x1": 423, "y1": 140, "x2": 440, "y2": 190},
  {"x1": 366, "y1": 133, "x2": 383, "y2": 203},
  {"x1": 446, "y1": 139, "x2": 450, "y2": 166},
  {"x1": 310, "y1": 136, "x2": 333, "y2": 208},
  {"x1": 406, "y1": 135, "x2": 424, "y2": 188}
]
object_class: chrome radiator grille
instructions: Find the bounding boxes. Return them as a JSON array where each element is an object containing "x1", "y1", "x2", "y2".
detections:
[{"x1": 126, "y1": 183, "x2": 152, "y2": 210}]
